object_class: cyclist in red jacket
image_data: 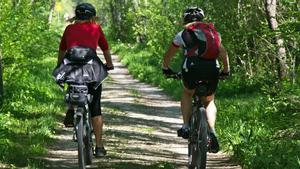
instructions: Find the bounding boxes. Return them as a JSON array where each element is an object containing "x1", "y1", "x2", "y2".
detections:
[
  {"x1": 162, "y1": 7, "x2": 230, "y2": 153},
  {"x1": 57, "y1": 3, "x2": 113, "y2": 157}
]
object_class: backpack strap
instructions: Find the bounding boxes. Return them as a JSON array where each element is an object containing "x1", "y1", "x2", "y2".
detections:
[
  {"x1": 185, "y1": 30, "x2": 200, "y2": 57},
  {"x1": 183, "y1": 28, "x2": 206, "y2": 57}
]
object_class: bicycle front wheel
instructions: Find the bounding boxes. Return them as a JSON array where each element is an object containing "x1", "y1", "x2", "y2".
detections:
[{"x1": 76, "y1": 112, "x2": 86, "y2": 169}]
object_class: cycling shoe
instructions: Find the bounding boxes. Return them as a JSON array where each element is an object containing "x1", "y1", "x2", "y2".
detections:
[
  {"x1": 208, "y1": 132, "x2": 220, "y2": 153},
  {"x1": 63, "y1": 109, "x2": 74, "y2": 127},
  {"x1": 94, "y1": 147, "x2": 107, "y2": 157},
  {"x1": 177, "y1": 127, "x2": 189, "y2": 139}
]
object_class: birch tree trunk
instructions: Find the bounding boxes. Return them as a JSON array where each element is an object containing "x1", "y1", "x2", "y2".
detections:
[
  {"x1": 265, "y1": 0, "x2": 288, "y2": 80},
  {"x1": 48, "y1": 0, "x2": 56, "y2": 24},
  {"x1": 0, "y1": 49, "x2": 3, "y2": 103},
  {"x1": 109, "y1": 0, "x2": 125, "y2": 38}
]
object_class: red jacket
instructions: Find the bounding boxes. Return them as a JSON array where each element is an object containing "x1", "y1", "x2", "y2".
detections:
[{"x1": 59, "y1": 22, "x2": 109, "y2": 51}]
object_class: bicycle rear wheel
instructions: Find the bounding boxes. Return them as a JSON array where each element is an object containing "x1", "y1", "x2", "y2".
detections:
[
  {"x1": 76, "y1": 111, "x2": 86, "y2": 169},
  {"x1": 188, "y1": 109, "x2": 200, "y2": 168},
  {"x1": 189, "y1": 107, "x2": 208, "y2": 169},
  {"x1": 198, "y1": 107, "x2": 208, "y2": 168},
  {"x1": 84, "y1": 121, "x2": 93, "y2": 165}
]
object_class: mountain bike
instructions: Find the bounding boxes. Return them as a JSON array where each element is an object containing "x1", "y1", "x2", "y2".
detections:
[
  {"x1": 170, "y1": 73, "x2": 209, "y2": 169},
  {"x1": 65, "y1": 83, "x2": 93, "y2": 169},
  {"x1": 188, "y1": 81, "x2": 209, "y2": 169}
]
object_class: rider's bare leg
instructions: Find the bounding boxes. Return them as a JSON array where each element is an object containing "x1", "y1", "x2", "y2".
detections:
[
  {"x1": 92, "y1": 115, "x2": 104, "y2": 147},
  {"x1": 204, "y1": 94, "x2": 219, "y2": 152},
  {"x1": 204, "y1": 95, "x2": 217, "y2": 132},
  {"x1": 181, "y1": 86, "x2": 195, "y2": 125}
]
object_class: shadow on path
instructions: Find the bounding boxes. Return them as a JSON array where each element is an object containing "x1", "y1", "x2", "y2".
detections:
[{"x1": 42, "y1": 52, "x2": 241, "y2": 169}]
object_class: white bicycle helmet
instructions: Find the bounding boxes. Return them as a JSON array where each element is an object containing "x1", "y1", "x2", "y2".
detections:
[{"x1": 183, "y1": 7, "x2": 205, "y2": 24}]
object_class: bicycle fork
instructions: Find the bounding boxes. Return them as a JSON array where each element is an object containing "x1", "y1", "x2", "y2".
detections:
[{"x1": 72, "y1": 106, "x2": 93, "y2": 144}]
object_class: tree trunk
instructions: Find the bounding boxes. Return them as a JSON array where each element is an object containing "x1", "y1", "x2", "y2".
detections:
[
  {"x1": 265, "y1": 0, "x2": 288, "y2": 80},
  {"x1": 0, "y1": 49, "x2": 3, "y2": 103},
  {"x1": 109, "y1": 0, "x2": 123, "y2": 37},
  {"x1": 48, "y1": 0, "x2": 56, "y2": 24}
]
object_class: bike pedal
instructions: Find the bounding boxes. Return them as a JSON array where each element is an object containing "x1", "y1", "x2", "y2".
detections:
[{"x1": 73, "y1": 137, "x2": 78, "y2": 142}]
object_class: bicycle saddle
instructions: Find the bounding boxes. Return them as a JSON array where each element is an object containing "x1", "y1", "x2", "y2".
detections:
[{"x1": 195, "y1": 81, "x2": 209, "y2": 96}]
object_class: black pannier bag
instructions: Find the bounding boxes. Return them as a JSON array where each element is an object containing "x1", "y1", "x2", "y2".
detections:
[
  {"x1": 53, "y1": 46, "x2": 107, "y2": 90},
  {"x1": 65, "y1": 46, "x2": 97, "y2": 63}
]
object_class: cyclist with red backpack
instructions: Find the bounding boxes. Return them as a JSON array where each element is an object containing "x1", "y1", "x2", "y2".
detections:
[{"x1": 162, "y1": 7, "x2": 230, "y2": 153}]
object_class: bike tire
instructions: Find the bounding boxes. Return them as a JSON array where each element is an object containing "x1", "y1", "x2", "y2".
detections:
[
  {"x1": 84, "y1": 122, "x2": 93, "y2": 165},
  {"x1": 76, "y1": 112, "x2": 86, "y2": 169},
  {"x1": 198, "y1": 107, "x2": 208, "y2": 169},
  {"x1": 189, "y1": 109, "x2": 200, "y2": 168},
  {"x1": 189, "y1": 107, "x2": 208, "y2": 169}
]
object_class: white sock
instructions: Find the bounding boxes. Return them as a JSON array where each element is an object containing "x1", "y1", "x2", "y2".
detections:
[{"x1": 210, "y1": 128, "x2": 217, "y2": 135}]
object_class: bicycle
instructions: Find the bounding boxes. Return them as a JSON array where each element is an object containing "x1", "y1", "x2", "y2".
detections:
[
  {"x1": 64, "y1": 83, "x2": 94, "y2": 169},
  {"x1": 169, "y1": 72, "x2": 210, "y2": 169}
]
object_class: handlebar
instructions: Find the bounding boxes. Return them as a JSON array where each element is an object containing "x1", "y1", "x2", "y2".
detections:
[
  {"x1": 165, "y1": 71, "x2": 229, "y2": 80},
  {"x1": 165, "y1": 72, "x2": 182, "y2": 80}
]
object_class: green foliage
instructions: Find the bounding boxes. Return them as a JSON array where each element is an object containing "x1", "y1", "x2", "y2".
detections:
[
  {"x1": 217, "y1": 78, "x2": 300, "y2": 169},
  {"x1": 105, "y1": 0, "x2": 299, "y2": 83},
  {"x1": 112, "y1": 43, "x2": 182, "y2": 99},
  {"x1": 0, "y1": 0, "x2": 63, "y2": 167},
  {"x1": 109, "y1": 0, "x2": 300, "y2": 164}
]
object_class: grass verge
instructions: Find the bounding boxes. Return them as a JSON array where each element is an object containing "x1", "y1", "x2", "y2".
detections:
[{"x1": 0, "y1": 55, "x2": 64, "y2": 168}]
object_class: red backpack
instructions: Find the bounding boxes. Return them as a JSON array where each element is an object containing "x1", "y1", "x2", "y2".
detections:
[{"x1": 182, "y1": 22, "x2": 220, "y2": 60}]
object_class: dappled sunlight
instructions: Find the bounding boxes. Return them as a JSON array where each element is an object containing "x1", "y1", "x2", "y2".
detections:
[
  {"x1": 44, "y1": 53, "x2": 241, "y2": 169},
  {"x1": 125, "y1": 111, "x2": 181, "y2": 124}
]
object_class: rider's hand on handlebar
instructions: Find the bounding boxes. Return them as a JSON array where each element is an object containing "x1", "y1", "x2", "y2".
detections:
[
  {"x1": 104, "y1": 64, "x2": 114, "y2": 71},
  {"x1": 162, "y1": 67, "x2": 176, "y2": 77},
  {"x1": 219, "y1": 70, "x2": 230, "y2": 80}
]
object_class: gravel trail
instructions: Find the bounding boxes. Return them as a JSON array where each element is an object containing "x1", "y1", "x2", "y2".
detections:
[{"x1": 43, "y1": 52, "x2": 241, "y2": 169}]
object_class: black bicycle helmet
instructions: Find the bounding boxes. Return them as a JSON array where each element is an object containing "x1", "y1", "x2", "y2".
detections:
[
  {"x1": 183, "y1": 7, "x2": 205, "y2": 24},
  {"x1": 75, "y1": 3, "x2": 96, "y2": 20}
]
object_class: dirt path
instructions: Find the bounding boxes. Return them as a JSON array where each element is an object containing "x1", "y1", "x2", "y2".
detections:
[{"x1": 43, "y1": 52, "x2": 241, "y2": 169}]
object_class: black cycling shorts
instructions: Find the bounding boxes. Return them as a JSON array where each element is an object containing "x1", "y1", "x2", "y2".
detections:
[
  {"x1": 182, "y1": 57, "x2": 219, "y2": 96},
  {"x1": 88, "y1": 84, "x2": 102, "y2": 117}
]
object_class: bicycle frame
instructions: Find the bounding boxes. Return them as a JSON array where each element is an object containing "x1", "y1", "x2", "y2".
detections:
[{"x1": 65, "y1": 84, "x2": 93, "y2": 169}]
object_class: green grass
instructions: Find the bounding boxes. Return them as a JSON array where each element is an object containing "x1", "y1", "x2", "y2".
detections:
[
  {"x1": 111, "y1": 42, "x2": 300, "y2": 169},
  {"x1": 219, "y1": 84, "x2": 299, "y2": 169},
  {"x1": 0, "y1": 55, "x2": 64, "y2": 168}
]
